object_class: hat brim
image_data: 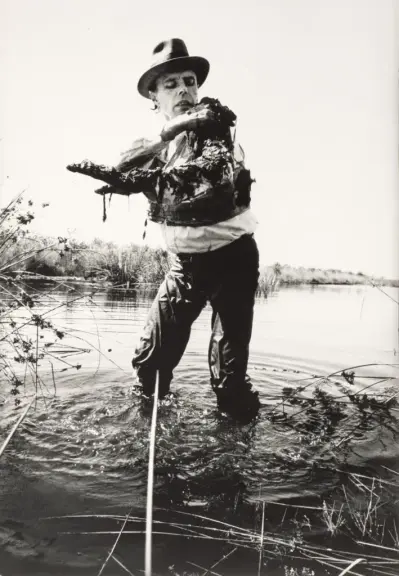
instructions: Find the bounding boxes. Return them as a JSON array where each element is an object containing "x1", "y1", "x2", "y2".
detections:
[{"x1": 137, "y1": 56, "x2": 210, "y2": 99}]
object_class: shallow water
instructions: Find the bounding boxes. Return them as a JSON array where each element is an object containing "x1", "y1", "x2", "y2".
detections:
[{"x1": 0, "y1": 283, "x2": 398, "y2": 575}]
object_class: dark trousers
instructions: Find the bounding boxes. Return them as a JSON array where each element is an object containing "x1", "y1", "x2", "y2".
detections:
[{"x1": 132, "y1": 234, "x2": 259, "y2": 399}]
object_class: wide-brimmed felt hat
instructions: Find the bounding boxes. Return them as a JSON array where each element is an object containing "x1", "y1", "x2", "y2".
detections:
[{"x1": 137, "y1": 38, "x2": 210, "y2": 99}]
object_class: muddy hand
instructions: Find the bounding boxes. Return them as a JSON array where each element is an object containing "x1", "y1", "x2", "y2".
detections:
[
  {"x1": 66, "y1": 160, "x2": 146, "y2": 193},
  {"x1": 161, "y1": 109, "x2": 217, "y2": 142}
]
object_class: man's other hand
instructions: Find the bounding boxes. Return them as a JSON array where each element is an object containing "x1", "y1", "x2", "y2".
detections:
[{"x1": 161, "y1": 108, "x2": 217, "y2": 142}]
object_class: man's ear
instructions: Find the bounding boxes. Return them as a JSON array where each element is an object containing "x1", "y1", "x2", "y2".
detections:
[{"x1": 149, "y1": 91, "x2": 158, "y2": 106}]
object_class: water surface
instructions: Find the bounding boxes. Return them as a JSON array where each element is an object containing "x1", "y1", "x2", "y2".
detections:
[{"x1": 1, "y1": 283, "x2": 398, "y2": 575}]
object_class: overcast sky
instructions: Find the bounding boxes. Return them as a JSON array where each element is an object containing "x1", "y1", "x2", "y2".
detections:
[{"x1": 1, "y1": 0, "x2": 398, "y2": 277}]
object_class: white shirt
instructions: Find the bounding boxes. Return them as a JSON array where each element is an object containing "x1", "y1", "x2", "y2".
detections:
[{"x1": 160, "y1": 209, "x2": 258, "y2": 254}]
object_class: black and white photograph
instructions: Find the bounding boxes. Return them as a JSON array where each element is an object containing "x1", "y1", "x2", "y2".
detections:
[{"x1": 1, "y1": 1, "x2": 398, "y2": 575}]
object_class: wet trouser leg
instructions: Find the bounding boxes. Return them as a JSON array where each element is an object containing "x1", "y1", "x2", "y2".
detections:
[
  {"x1": 132, "y1": 260, "x2": 206, "y2": 397},
  {"x1": 207, "y1": 235, "x2": 260, "y2": 421}
]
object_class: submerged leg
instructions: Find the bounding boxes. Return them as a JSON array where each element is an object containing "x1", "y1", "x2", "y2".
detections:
[
  {"x1": 132, "y1": 262, "x2": 205, "y2": 398},
  {"x1": 208, "y1": 235, "x2": 260, "y2": 423}
]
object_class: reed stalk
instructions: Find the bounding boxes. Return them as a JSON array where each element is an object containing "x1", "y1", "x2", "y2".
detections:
[
  {"x1": 0, "y1": 395, "x2": 36, "y2": 458},
  {"x1": 201, "y1": 546, "x2": 237, "y2": 576},
  {"x1": 112, "y1": 555, "x2": 136, "y2": 575},
  {"x1": 97, "y1": 511, "x2": 132, "y2": 576},
  {"x1": 187, "y1": 560, "x2": 222, "y2": 576},
  {"x1": 337, "y1": 558, "x2": 364, "y2": 576}
]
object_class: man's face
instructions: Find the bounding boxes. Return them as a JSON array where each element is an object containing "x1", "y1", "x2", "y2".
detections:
[{"x1": 152, "y1": 70, "x2": 198, "y2": 119}]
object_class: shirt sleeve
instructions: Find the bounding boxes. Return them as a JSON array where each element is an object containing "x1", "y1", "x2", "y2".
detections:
[
  {"x1": 233, "y1": 140, "x2": 246, "y2": 167},
  {"x1": 116, "y1": 138, "x2": 155, "y2": 171},
  {"x1": 232, "y1": 141, "x2": 253, "y2": 207},
  {"x1": 232, "y1": 140, "x2": 246, "y2": 183}
]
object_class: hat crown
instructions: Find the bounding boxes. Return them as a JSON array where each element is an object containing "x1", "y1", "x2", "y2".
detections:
[{"x1": 151, "y1": 38, "x2": 190, "y2": 67}]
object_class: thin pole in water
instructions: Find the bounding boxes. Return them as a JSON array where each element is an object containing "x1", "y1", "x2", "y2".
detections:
[
  {"x1": 145, "y1": 370, "x2": 160, "y2": 576},
  {"x1": 257, "y1": 501, "x2": 265, "y2": 576}
]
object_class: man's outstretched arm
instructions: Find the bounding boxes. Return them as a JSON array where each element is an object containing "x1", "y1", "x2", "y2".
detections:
[
  {"x1": 66, "y1": 107, "x2": 217, "y2": 194},
  {"x1": 116, "y1": 107, "x2": 217, "y2": 171}
]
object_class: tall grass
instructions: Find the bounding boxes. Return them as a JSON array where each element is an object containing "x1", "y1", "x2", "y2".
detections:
[
  {"x1": 5, "y1": 233, "x2": 397, "y2": 295},
  {"x1": 4, "y1": 234, "x2": 171, "y2": 286}
]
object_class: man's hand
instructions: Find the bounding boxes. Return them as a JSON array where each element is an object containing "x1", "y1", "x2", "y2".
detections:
[{"x1": 161, "y1": 108, "x2": 216, "y2": 142}]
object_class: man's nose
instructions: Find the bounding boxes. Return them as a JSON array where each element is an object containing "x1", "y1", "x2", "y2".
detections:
[{"x1": 178, "y1": 83, "x2": 188, "y2": 95}]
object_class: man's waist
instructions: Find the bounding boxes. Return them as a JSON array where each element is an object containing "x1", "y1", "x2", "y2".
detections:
[
  {"x1": 160, "y1": 209, "x2": 258, "y2": 255},
  {"x1": 176, "y1": 232, "x2": 254, "y2": 257}
]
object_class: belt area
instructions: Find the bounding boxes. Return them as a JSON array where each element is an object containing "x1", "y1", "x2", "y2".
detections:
[{"x1": 176, "y1": 233, "x2": 254, "y2": 261}]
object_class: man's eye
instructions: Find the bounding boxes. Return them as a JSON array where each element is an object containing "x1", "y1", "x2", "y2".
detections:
[
  {"x1": 164, "y1": 81, "x2": 176, "y2": 89},
  {"x1": 184, "y1": 78, "x2": 195, "y2": 87}
]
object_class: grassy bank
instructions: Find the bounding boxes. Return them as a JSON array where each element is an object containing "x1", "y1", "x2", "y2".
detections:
[
  {"x1": 3, "y1": 235, "x2": 171, "y2": 287},
  {"x1": 1, "y1": 196, "x2": 397, "y2": 291},
  {"x1": 260, "y1": 263, "x2": 399, "y2": 290},
  {"x1": 3, "y1": 234, "x2": 398, "y2": 292}
]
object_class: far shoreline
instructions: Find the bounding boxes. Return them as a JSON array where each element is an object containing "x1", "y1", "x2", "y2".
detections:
[
  {"x1": 7, "y1": 267, "x2": 399, "y2": 290},
  {"x1": 2, "y1": 233, "x2": 397, "y2": 291}
]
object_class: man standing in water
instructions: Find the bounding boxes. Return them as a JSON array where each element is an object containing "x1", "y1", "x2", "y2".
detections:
[{"x1": 121, "y1": 39, "x2": 260, "y2": 423}]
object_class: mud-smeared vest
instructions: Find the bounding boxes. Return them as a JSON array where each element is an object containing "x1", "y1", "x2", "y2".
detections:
[{"x1": 119, "y1": 133, "x2": 252, "y2": 227}]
